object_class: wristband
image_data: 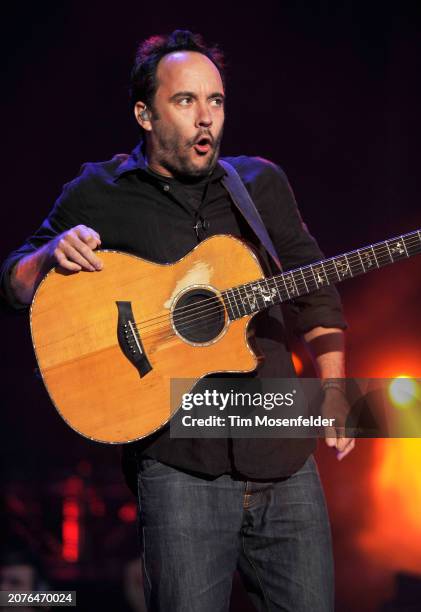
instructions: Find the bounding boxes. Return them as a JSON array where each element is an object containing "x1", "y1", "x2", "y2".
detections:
[{"x1": 321, "y1": 381, "x2": 346, "y2": 395}]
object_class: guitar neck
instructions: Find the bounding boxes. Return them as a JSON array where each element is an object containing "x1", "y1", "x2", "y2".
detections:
[{"x1": 222, "y1": 229, "x2": 421, "y2": 319}]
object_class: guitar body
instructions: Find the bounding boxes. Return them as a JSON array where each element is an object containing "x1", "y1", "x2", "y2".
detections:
[{"x1": 30, "y1": 235, "x2": 264, "y2": 443}]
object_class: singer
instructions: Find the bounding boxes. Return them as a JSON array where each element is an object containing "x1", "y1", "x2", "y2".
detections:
[{"x1": 0, "y1": 30, "x2": 353, "y2": 611}]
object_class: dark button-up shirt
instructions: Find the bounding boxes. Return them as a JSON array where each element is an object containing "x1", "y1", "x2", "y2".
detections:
[{"x1": 0, "y1": 142, "x2": 347, "y2": 486}]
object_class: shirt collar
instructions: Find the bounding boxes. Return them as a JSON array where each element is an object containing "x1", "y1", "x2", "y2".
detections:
[
  {"x1": 113, "y1": 141, "x2": 147, "y2": 179},
  {"x1": 113, "y1": 140, "x2": 226, "y2": 183}
]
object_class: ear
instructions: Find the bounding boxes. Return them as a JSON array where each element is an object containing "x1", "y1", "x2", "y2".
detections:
[{"x1": 134, "y1": 101, "x2": 152, "y2": 131}]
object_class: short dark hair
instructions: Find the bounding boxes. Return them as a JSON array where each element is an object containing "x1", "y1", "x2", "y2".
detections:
[{"x1": 129, "y1": 29, "x2": 225, "y2": 109}]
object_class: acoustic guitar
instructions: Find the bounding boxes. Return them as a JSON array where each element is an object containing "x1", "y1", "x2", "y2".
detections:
[{"x1": 30, "y1": 230, "x2": 421, "y2": 443}]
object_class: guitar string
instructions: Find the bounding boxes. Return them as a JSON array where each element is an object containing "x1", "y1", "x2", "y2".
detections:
[
  {"x1": 134, "y1": 235, "x2": 419, "y2": 343},
  {"x1": 130, "y1": 236, "x2": 421, "y2": 336},
  {"x1": 129, "y1": 238, "x2": 421, "y2": 343},
  {"x1": 128, "y1": 242, "x2": 421, "y2": 346},
  {"x1": 132, "y1": 237, "x2": 421, "y2": 337},
  {"x1": 132, "y1": 234, "x2": 421, "y2": 331}
]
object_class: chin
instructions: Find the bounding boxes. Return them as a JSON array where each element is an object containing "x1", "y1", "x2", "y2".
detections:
[
  {"x1": 191, "y1": 154, "x2": 218, "y2": 176},
  {"x1": 189, "y1": 164, "x2": 213, "y2": 177},
  {"x1": 165, "y1": 150, "x2": 219, "y2": 179}
]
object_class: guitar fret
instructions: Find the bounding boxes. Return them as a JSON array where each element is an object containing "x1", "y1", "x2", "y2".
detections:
[
  {"x1": 400, "y1": 235, "x2": 409, "y2": 257},
  {"x1": 244, "y1": 282, "x2": 265, "y2": 315},
  {"x1": 332, "y1": 258, "x2": 342, "y2": 281},
  {"x1": 344, "y1": 254, "x2": 353, "y2": 276},
  {"x1": 300, "y1": 268, "x2": 309, "y2": 293},
  {"x1": 239, "y1": 285, "x2": 252, "y2": 316},
  {"x1": 384, "y1": 240, "x2": 393, "y2": 263},
  {"x1": 281, "y1": 275, "x2": 291, "y2": 299},
  {"x1": 386, "y1": 238, "x2": 407, "y2": 261},
  {"x1": 325, "y1": 260, "x2": 339, "y2": 283},
  {"x1": 223, "y1": 290, "x2": 234, "y2": 319},
  {"x1": 250, "y1": 281, "x2": 267, "y2": 311},
  {"x1": 402, "y1": 234, "x2": 413, "y2": 257},
  {"x1": 283, "y1": 272, "x2": 298, "y2": 298},
  {"x1": 370, "y1": 245, "x2": 379, "y2": 268},
  {"x1": 257, "y1": 281, "x2": 268, "y2": 309},
  {"x1": 291, "y1": 272, "x2": 300, "y2": 295},
  {"x1": 278, "y1": 277, "x2": 289, "y2": 301},
  {"x1": 243, "y1": 285, "x2": 254, "y2": 313},
  {"x1": 268, "y1": 279, "x2": 280, "y2": 304},
  {"x1": 405, "y1": 231, "x2": 421, "y2": 256},
  {"x1": 309, "y1": 265, "x2": 319, "y2": 289},
  {"x1": 244, "y1": 279, "x2": 281, "y2": 314},
  {"x1": 301, "y1": 267, "x2": 316, "y2": 292},
  {"x1": 322, "y1": 262, "x2": 330, "y2": 284},
  {"x1": 263, "y1": 278, "x2": 273, "y2": 302},
  {"x1": 356, "y1": 250, "x2": 365, "y2": 272},
  {"x1": 347, "y1": 251, "x2": 364, "y2": 275},
  {"x1": 264, "y1": 278, "x2": 279, "y2": 304},
  {"x1": 311, "y1": 262, "x2": 330, "y2": 287},
  {"x1": 271, "y1": 277, "x2": 283, "y2": 302},
  {"x1": 237, "y1": 284, "x2": 249, "y2": 314},
  {"x1": 307, "y1": 267, "x2": 318, "y2": 292},
  {"x1": 360, "y1": 247, "x2": 376, "y2": 270},
  {"x1": 231, "y1": 288, "x2": 244, "y2": 318}
]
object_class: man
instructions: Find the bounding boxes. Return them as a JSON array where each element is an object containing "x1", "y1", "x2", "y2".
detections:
[
  {"x1": 1, "y1": 30, "x2": 354, "y2": 611},
  {"x1": 0, "y1": 545, "x2": 48, "y2": 612}
]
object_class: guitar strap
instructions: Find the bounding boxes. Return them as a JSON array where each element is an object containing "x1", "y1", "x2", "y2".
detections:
[{"x1": 219, "y1": 159, "x2": 283, "y2": 272}]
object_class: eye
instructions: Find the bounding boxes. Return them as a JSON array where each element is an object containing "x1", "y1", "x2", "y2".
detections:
[
  {"x1": 210, "y1": 97, "x2": 224, "y2": 107},
  {"x1": 177, "y1": 96, "x2": 192, "y2": 106}
]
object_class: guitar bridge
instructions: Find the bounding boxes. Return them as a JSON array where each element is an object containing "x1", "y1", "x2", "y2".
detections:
[{"x1": 116, "y1": 301, "x2": 152, "y2": 377}]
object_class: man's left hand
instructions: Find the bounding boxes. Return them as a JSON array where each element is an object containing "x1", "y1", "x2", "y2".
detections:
[{"x1": 322, "y1": 387, "x2": 355, "y2": 460}]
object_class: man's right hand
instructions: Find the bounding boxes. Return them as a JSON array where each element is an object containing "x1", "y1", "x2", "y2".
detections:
[
  {"x1": 10, "y1": 225, "x2": 103, "y2": 305},
  {"x1": 49, "y1": 224, "x2": 103, "y2": 272}
]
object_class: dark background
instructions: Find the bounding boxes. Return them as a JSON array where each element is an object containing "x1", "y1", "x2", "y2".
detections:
[{"x1": 1, "y1": 2, "x2": 421, "y2": 611}]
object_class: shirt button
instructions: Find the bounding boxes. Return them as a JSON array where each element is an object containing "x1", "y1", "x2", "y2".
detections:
[{"x1": 163, "y1": 184, "x2": 170, "y2": 192}]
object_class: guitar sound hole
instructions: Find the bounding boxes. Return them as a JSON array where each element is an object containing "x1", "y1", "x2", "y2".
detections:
[{"x1": 172, "y1": 288, "x2": 226, "y2": 344}]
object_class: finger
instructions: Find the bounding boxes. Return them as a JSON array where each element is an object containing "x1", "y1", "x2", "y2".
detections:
[
  {"x1": 54, "y1": 250, "x2": 82, "y2": 272},
  {"x1": 74, "y1": 236, "x2": 103, "y2": 269},
  {"x1": 337, "y1": 438, "x2": 355, "y2": 461},
  {"x1": 325, "y1": 435, "x2": 355, "y2": 453},
  {"x1": 58, "y1": 243, "x2": 98, "y2": 271},
  {"x1": 80, "y1": 233, "x2": 101, "y2": 250},
  {"x1": 66, "y1": 237, "x2": 103, "y2": 270},
  {"x1": 324, "y1": 424, "x2": 346, "y2": 443},
  {"x1": 324, "y1": 425, "x2": 337, "y2": 440},
  {"x1": 77, "y1": 226, "x2": 102, "y2": 248},
  {"x1": 335, "y1": 436, "x2": 352, "y2": 452}
]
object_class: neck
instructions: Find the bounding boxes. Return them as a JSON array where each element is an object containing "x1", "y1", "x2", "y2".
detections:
[
  {"x1": 144, "y1": 145, "x2": 174, "y2": 179},
  {"x1": 221, "y1": 230, "x2": 421, "y2": 320}
]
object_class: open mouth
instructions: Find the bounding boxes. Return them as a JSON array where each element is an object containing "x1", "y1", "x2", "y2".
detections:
[{"x1": 193, "y1": 136, "x2": 212, "y2": 155}]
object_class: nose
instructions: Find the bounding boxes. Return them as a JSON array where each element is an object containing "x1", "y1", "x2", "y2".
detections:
[{"x1": 195, "y1": 101, "x2": 212, "y2": 128}]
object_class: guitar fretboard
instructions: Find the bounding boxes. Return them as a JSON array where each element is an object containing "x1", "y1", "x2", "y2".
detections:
[{"x1": 222, "y1": 230, "x2": 421, "y2": 319}]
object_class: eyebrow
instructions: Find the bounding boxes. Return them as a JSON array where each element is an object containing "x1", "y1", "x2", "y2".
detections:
[{"x1": 169, "y1": 91, "x2": 225, "y2": 102}]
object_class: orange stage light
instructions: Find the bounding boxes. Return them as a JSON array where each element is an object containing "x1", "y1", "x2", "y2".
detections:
[{"x1": 292, "y1": 352, "x2": 303, "y2": 375}]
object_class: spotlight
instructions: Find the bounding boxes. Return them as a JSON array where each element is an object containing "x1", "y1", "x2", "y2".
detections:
[{"x1": 388, "y1": 375, "x2": 420, "y2": 409}]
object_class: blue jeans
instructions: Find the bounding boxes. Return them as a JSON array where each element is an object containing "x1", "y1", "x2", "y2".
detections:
[{"x1": 136, "y1": 454, "x2": 333, "y2": 612}]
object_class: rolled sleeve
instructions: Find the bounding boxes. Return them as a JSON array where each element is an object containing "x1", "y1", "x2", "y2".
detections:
[
  {"x1": 0, "y1": 170, "x2": 90, "y2": 310},
  {"x1": 249, "y1": 159, "x2": 348, "y2": 335}
]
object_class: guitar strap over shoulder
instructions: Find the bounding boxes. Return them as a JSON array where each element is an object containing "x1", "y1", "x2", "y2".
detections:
[{"x1": 219, "y1": 159, "x2": 283, "y2": 272}]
